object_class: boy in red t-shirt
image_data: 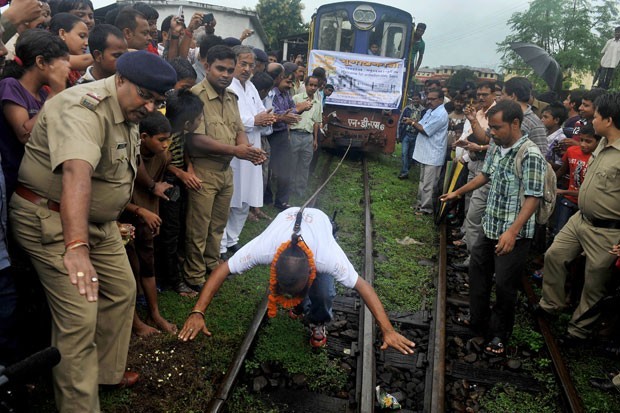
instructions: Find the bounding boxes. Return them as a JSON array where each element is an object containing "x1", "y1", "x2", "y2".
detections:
[{"x1": 553, "y1": 122, "x2": 601, "y2": 234}]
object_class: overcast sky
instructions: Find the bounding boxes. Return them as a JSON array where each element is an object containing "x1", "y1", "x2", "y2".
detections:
[{"x1": 91, "y1": 0, "x2": 532, "y2": 71}]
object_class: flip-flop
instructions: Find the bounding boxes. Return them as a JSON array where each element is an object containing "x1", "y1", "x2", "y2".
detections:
[{"x1": 484, "y1": 336, "x2": 505, "y2": 356}]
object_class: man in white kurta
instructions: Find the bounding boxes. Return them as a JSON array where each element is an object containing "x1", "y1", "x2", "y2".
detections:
[{"x1": 220, "y1": 47, "x2": 276, "y2": 255}]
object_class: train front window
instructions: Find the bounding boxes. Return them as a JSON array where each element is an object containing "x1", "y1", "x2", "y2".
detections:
[
  {"x1": 318, "y1": 10, "x2": 355, "y2": 53},
  {"x1": 382, "y1": 23, "x2": 406, "y2": 58}
]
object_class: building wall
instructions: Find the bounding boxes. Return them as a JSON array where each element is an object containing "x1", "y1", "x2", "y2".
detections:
[
  {"x1": 109, "y1": 1, "x2": 267, "y2": 50},
  {"x1": 154, "y1": 4, "x2": 265, "y2": 49}
]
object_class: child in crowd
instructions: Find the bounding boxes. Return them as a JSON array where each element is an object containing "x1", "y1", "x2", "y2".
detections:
[
  {"x1": 554, "y1": 122, "x2": 600, "y2": 234},
  {"x1": 157, "y1": 89, "x2": 204, "y2": 297},
  {"x1": 0, "y1": 29, "x2": 70, "y2": 199},
  {"x1": 123, "y1": 112, "x2": 177, "y2": 336},
  {"x1": 542, "y1": 103, "x2": 568, "y2": 185},
  {"x1": 168, "y1": 57, "x2": 197, "y2": 90}
]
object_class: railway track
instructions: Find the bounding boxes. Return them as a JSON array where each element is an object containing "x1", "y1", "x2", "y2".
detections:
[
  {"x1": 431, "y1": 219, "x2": 586, "y2": 412},
  {"x1": 206, "y1": 152, "x2": 426, "y2": 412},
  {"x1": 205, "y1": 149, "x2": 590, "y2": 412}
]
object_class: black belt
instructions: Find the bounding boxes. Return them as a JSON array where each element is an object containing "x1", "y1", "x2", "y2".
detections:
[{"x1": 582, "y1": 212, "x2": 620, "y2": 229}]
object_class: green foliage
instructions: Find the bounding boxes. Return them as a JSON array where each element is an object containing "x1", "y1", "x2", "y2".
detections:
[
  {"x1": 250, "y1": 317, "x2": 347, "y2": 393},
  {"x1": 255, "y1": 0, "x2": 306, "y2": 50},
  {"x1": 480, "y1": 383, "x2": 556, "y2": 413},
  {"x1": 510, "y1": 314, "x2": 544, "y2": 352},
  {"x1": 497, "y1": 0, "x2": 620, "y2": 91},
  {"x1": 228, "y1": 385, "x2": 280, "y2": 413},
  {"x1": 447, "y1": 69, "x2": 478, "y2": 92}
]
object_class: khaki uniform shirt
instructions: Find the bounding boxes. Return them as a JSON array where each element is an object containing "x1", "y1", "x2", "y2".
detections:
[
  {"x1": 189, "y1": 79, "x2": 244, "y2": 165},
  {"x1": 18, "y1": 76, "x2": 138, "y2": 223},
  {"x1": 578, "y1": 137, "x2": 620, "y2": 220}
]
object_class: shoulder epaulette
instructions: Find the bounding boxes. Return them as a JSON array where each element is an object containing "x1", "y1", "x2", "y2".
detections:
[{"x1": 80, "y1": 92, "x2": 107, "y2": 111}]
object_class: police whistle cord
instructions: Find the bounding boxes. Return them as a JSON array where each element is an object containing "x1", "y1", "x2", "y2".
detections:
[{"x1": 291, "y1": 140, "x2": 353, "y2": 241}]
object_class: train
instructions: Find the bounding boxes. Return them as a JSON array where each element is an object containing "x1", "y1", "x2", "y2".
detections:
[{"x1": 308, "y1": 2, "x2": 415, "y2": 154}]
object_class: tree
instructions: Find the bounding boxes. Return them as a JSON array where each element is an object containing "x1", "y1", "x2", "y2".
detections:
[
  {"x1": 447, "y1": 69, "x2": 478, "y2": 93},
  {"x1": 497, "y1": 0, "x2": 620, "y2": 91},
  {"x1": 255, "y1": 0, "x2": 306, "y2": 51}
]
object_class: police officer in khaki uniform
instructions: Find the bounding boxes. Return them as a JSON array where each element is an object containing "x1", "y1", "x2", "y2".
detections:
[
  {"x1": 183, "y1": 45, "x2": 265, "y2": 290},
  {"x1": 9, "y1": 51, "x2": 176, "y2": 413},
  {"x1": 538, "y1": 92, "x2": 620, "y2": 341}
]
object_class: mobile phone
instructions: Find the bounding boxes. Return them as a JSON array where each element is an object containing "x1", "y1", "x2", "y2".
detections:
[
  {"x1": 164, "y1": 186, "x2": 181, "y2": 202},
  {"x1": 177, "y1": 5, "x2": 183, "y2": 17},
  {"x1": 203, "y1": 13, "x2": 214, "y2": 25}
]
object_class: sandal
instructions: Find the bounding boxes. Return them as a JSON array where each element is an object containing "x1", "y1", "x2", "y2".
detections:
[
  {"x1": 484, "y1": 337, "x2": 505, "y2": 356},
  {"x1": 247, "y1": 211, "x2": 259, "y2": 222},
  {"x1": 274, "y1": 202, "x2": 292, "y2": 211},
  {"x1": 454, "y1": 315, "x2": 471, "y2": 327},
  {"x1": 452, "y1": 239, "x2": 467, "y2": 248}
]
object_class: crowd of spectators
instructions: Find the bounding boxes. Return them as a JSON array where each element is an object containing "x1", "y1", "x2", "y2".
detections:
[
  {"x1": 0, "y1": 0, "x2": 332, "y2": 410},
  {"x1": 0, "y1": 0, "x2": 619, "y2": 408},
  {"x1": 401, "y1": 41, "x2": 620, "y2": 386}
]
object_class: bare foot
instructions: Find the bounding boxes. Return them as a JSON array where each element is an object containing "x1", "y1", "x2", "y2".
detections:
[
  {"x1": 150, "y1": 315, "x2": 178, "y2": 335},
  {"x1": 133, "y1": 321, "x2": 161, "y2": 338},
  {"x1": 178, "y1": 290, "x2": 198, "y2": 298}
]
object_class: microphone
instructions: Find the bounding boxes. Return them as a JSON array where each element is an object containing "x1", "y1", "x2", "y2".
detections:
[{"x1": 0, "y1": 347, "x2": 61, "y2": 387}]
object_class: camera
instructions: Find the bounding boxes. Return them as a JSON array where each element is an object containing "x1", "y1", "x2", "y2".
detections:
[{"x1": 203, "y1": 13, "x2": 214, "y2": 25}]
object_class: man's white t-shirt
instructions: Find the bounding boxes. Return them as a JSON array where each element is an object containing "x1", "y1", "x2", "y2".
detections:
[{"x1": 227, "y1": 208, "x2": 359, "y2": 288}]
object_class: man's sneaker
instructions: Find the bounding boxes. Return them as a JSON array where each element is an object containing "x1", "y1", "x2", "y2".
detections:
[
  {"x1": 310, "y1": 324, "x2": 327, "y2": 348},
  {"x1": 452, "y1": 256, "x2": 470, "y2": 270}
]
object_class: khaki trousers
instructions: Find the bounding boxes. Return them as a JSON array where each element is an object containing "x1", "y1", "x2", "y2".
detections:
[
  {"x1": 9, "y1": 194, "x2": 135, "y2": 413},
  {"x1": 183, "y1": 164, "x2": 233, "y2": 285},
  {"x1": 539, "y1": 212, "x2": 620, "y2": 338}
]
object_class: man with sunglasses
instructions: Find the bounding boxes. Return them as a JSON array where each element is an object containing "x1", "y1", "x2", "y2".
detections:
[{"x1": 8, "y1": 51, "x2": 177, "y2": 412}]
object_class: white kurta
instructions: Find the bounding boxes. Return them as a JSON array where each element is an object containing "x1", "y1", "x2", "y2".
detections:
[{"x1": 229, "y1": 78, "x2": 265, "y2": 207}]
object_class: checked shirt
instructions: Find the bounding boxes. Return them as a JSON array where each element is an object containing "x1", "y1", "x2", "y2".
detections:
[{"x1": 480, "y1": 135, "x2": 546, "y2": 240}]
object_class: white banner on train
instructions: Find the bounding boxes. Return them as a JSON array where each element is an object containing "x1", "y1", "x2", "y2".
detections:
[{"x1": 308, "y1": 50, "x2": 405, "y2": 110}]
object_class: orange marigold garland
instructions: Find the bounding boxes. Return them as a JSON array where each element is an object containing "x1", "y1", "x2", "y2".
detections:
[{"x1": 267, "y1": 238, "x2": 317, "y2": 318}]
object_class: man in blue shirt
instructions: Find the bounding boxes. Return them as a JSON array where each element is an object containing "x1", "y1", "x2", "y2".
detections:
[{"x1": 411, "y1": 89, "x2": 448, "y2": 214}]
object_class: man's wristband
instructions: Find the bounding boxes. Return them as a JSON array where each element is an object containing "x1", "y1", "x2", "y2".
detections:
[{"x1": 190, "y1": 309, "x2": 205, "y2": 318}]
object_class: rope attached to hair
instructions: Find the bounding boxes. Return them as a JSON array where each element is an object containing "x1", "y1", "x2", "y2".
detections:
[
  {"x1": 267, "y1": 140, "x2": 352, "y2": 318},
  {"x1": 291, "y1": 140, "x2": 353, "y2": 240}
]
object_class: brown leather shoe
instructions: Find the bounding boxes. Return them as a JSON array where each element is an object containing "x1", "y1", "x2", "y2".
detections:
[{"x1": 116, "y1": 371, "x2": 139, "y2": 388}]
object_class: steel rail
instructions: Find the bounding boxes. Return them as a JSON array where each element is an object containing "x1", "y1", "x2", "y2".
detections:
[
  {"x1": 357, "y1": 156, "x2": 376, "y2": 413},
  {"x1": 521, "y1": 277, "x2": 584, "y2": 413},
  {"x1": 427, "y1": 223, "x2": 447, "y2": 412}
]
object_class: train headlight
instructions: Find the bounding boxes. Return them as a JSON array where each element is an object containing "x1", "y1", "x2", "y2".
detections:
[{"x1": 352, "y1": 5, "x2": 376, "y2": 30}]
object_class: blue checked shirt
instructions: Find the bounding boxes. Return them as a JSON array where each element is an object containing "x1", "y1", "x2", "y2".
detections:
[{"x1": 481, "y1": 135, "x2": 546, "y2": 240}]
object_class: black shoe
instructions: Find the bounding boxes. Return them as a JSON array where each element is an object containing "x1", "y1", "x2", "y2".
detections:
[
  {"x1": 228, "y1": 244, "x2": 241, "y2": 254},
  {"x1": 589, "y1": 377, "x2": 617, "y2": 392},
  {"x1": 397, "y1": 173, "x2": 408, "y2": 180},
  {"x1": 188, "y1": 282, "x2": 204, "y2": 293}
]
